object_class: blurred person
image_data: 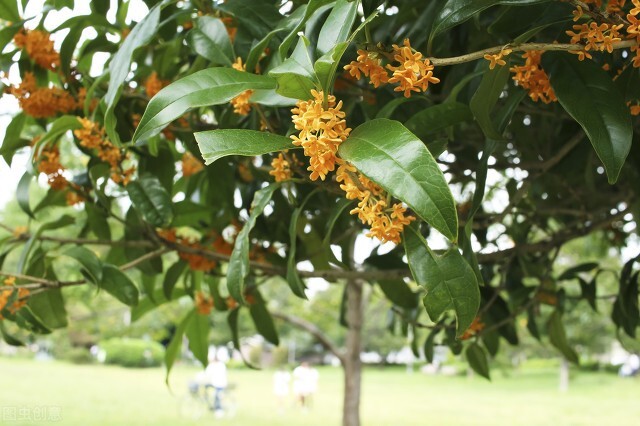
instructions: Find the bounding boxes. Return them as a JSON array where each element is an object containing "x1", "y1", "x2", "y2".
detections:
[
  {"x1": 273, "y1": 367, "x2": 291, "y2": 412},
  {"x1": 293, "y1": 362, "x2": 319, "y2": 409},
  {"x1": 205, "y1": 352, "x2": 228, "y2": 417}
]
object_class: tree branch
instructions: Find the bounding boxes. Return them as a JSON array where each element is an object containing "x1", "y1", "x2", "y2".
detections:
[{"x1": 272, "y1": 312, "x2": 346, "y2": 365}]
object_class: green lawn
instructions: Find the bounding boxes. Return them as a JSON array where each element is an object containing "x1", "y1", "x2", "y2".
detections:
[{"x1": 0, "y1": 357, "x2": 638, "y2": 425}]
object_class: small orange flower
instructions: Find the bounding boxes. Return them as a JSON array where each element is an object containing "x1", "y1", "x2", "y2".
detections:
[
  {"x1": 484, "y1": 47, "x2": 512, "y2": 70},
  {"x1": 230, "y1": 58, "x2": 254, "y2": 115},
  {"x1": 37, "y1": 145, "x2": 68, "y2": 191},
  {"x1": 460, "y1": 317, "x2": 485, "y2": 340},
  {"x1": 10, "y1": 73, "x2": 77, "y2": 118},
  {"x1": 386, "y1": 39, "x2": 440, "y2": 98},
  {"x1": 195, "y1": 291, "x2": 214, "y2": 315},
  {"x1": 290, "y1": 90, "x2": 351, "y2": 181},
  {"x1": 0, "y1": 276, "x2": 29, "y2": 319},
  {"x1": 181, "y1": 151, "x2": 204, "y2": 177},
  {"x1": 269, "y1": 153, "x2": 292, "y2": 182},
  {"x1": 510, "y1": 51, "x2": 557, "y2": 104},
  {"x1": 144, "y1": 71, "x2": 168, "y2": 98},
  {"x1": 344, "y1": 49, "x2": 390, "y2": 88},
  {"x1": 13, "y1": 29, "x2": 60, "y2": 70}
]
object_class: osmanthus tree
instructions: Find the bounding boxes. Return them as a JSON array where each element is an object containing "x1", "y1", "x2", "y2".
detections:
[{"x1": 1, "y1": 0, "x2": 640, "y2": 424}]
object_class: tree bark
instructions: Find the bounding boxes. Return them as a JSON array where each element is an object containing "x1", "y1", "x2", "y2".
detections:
[{"x1": 343, "y1": 278, "x2": 364, "y2": 426}]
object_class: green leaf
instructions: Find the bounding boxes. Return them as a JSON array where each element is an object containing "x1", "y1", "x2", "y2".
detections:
[
  {"x1": 133, "y1": 68, "x2": 276, "y2": 143},
  {"x1": 0, "y1": 1, "x2": 20, "y2": 21},
  {"x1": 195, "y1": 129, "x2": 294, "y2": 165},
  {"x1": 187, "y1": 16, "x2": 233, "y2": 66},
  {"x1": 579, "y1": 277, "x2": 598, "y2": 312},
  {"x1": 547, "y1": 310, "x2": 579, "y2": 364},
  {"x1": 404, "y1": 225, "x2": 480, "y2": 337},
  {"x1": 404, "y1": 102, "x2": 472, "y2": 140},
  {"x1": 32, "y1": 115, "x2": 83, "y2": 156},
  {"x1": 0, "y1": 322, "x2": 24, "y2": 346},
  {"x1": 366, "y1": 255, "x2": 418, "y2": 309},
  {"x1": 339, "y1": 119, "x2": 458, "y2": 242},
  {"x1": 126, "y1": 175, "x2": 174, "y2": 228},
  {"x1": 465, "y1": 342, "x2": 491, "y2": 380},
  {"x1": 321, "y1": 198, "x2": 353, "y2": 268},
  {"x1": 316, "y1": 0, "x2": 358, "y2": 57},
  {"x1": 186, "y1": 310, "x2": 211, "y2": 368},
  {"x1": 270, "y1": 37, "x2": 318, "y2": 100},
  {"x1": 557, "y1": 262, "x2": 599, "y2": 281},
  {"x1": 104, "y1": 4, "x2": 161, "y2": 144},
  {"x1": 544, "y1": 52, "x2": 632, "y2": 184},
  {"x1": 429, "y1": 0, "x2": 549, "y2": 49},
  {"x1": 163, "y1": 260, "x2": 187, "y2": 299},
  {"x1": 279, "y1": 0, "x2": 334, "y2": 59},
  {"x1": 0, "y1": 113, "x2": 27, "y2": 165},
  {"x1": 85, "y1": 203, "x2": 111, "y2": 240},
  {"x1": 100, "y1": 265, "x2": 139, "y2": 306},
  {"x1": 227, "y1": 184, "x2": 280, "y2": 302},
  {"x1": 0, "y1": 24, "x2": 21, "y2": 56},
  {"x1": 18, "y1": 215, "x2": 75, "y2": 273},
  {"x1": 249, "y1": 296, "x2": 279, "y2": 346},
  {"x1": 165, "y1": 310, "x2": 194, "y2": 384},
  {"x1": 16, "y1": 171, "x2": 34, "y2": 219},
  {"x1": 469, "y1": 64, "x2": 510, "y2": 140},
  {"x1": 27, "y1": 289, "x2": 68, "y2": 329},
  {"x1": 62, "y1": 246, "x2": 103, "y2": 284}
]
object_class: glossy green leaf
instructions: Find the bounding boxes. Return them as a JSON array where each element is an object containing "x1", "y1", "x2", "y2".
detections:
[
  {"x1": 0, "y1": 322, "x2": 24, "y2": 346},
  {"x1": 465, "y1": 342, "x2": 491, "y2": 380},
  {"x1": 187, "y1": 16, "x2": 233, "y2": 66},
  {"x1": 547, "y1": 310, "x2": 579, "y2": 364},
  {"x1": 100, "y1": 265, "x2": 139, "y2": 306},
  {"x1": 186, "y1": 311, "x2": 211, "y2": 368},
  {"x1": 104, "y1": 4, "x2": 161, "y2": 144},
  {"x1": 316, "y1": 0, "x2": 357, "y2": 56},
  {"x1": 17, "y1": 216, "x2": 75, "y2": 273},
  {"x1": 195, "y1": 130, "x2": 294, "y2": 165},
  {"x1": 133, "y1": 68, "x2": 276, "y2": 143},
  {"x1": 544, "y1": 52, "x2": 632, "y2": 184},
  {"x1": 287, "y1": 190, "x2": 320, "y2": 300},
  {"x1": 429, "y1": 0, "x2": 550, "y2": 48},
  {"x1": 163, "y1": 260, "x2": 187, "y2": 299},
  {"x1": 227, "y1": 184, "x2": 280, "y2": 302},
  {"x1": 126, "y1": 175, "x2": 174, "y2": 228},
  {"x1": 132, "y1": 288, "x2": 186, "y2": 322},
  {"x1": 165, "y1": 310, "x2": 194, "y2": 384},
  {"x1": 85, "y1": 203, "x2": 111, "y2": 240},
  {"x1": 32, "y1": 115, "x2": 83, "y2": 158},
  {"x1": 0, "y1": 1, "x2": 20, "y2": 21},
  {"x1": 16, "y1": 171, "x2": 34, "y2": 219},
  {"x1": 217, "y1": 0, "x2": 282, "y2": 39},
  {"x1": 279, "y1": 0, "x2": 334, "y2": 59},
  {"x1": 404, "y1": 102, "x2": 472, "y2": 140},
  {"x1": 321, "y1": 198, "x2": 353, "y2": 268},
  {"x1": 63, "y1": 246, "x2": 103, "y2": 284},
  {"x1": 469, "y1": 64, "x2": 510, "y2": 140},
  {"x1": 339, "y1": 119, "x2": 458, "y2": 241},
  {"x1": 27, "y1": 289, "x2": 68, "y2": 329},
  {"x1": 404, "y1": 225, "x2": 480, "y2": 337},
  {"x1": 557, "y1": 262, "x2": 599, "y2": 281},
  {"x1": 0, "y1": 113, "x2": 27, "y2": 165},
  {"x1": 270, "y1": 37, "x2": 318, "y2": 100},
  {"x1": 249, "y1": 297, "x2": 280, "y2": 346}
]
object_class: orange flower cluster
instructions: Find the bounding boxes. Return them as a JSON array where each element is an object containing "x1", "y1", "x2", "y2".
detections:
[
  {"x1": 336, "y1": 161, "x2": 414, "y2": 244},
  {"x1": 344, "y1": 49, "x2": 390, "y2": 88},
  {"x1": 73, "y1": 118, "x2": 135, "y2": 185},
  {"x1": 460, "y1": 317, "x2": 485, "y2": 340},
  {"x1": 566, "y1": 22, "x2": 624, "y2": 59},
  {"x1": 13, "y1": 29, "x2": 59, "y2": 70},
  {"x1": 230, "y1": 58, "x2": 253, "y2": 115},
  {"x1": 387, "y1": 39, "x2": 440, "y2": 98},
  {"x1": 484, "y1": 47, "x2": 513, "y2": 69},
  {"x1": 10, "y1": 73, "x2": 77, "y2": 118},
  {"x1": 181, "y1": 151, "x2": 204, "y2": 177},
  {"x1": 626, "y1": 0, "x2": 640, "y2": 67},
  {"x1": 0, "y1": 276, "x2": 29, "y2": 320},
  {"x1": 36, "y1": 144, "x2": 85, "y2": 205},
  {"x1": 158, "y1": 229, "x2": 235, "y2": 272},
  {"x1": 344, "y1": 39, "x2": 440, "y2": 97},
  {"x1": 221, "y1": 16, "x2": 237, "y2": 42},
  {"x1": 510, "y1": 51, "x2": 557, "y2": 104},
  {"x1": 144, "y1": 71, "x2": 168, "y2": 98},
  {"x1": 195, "y1": 291, "x2": 214, "y2": 315},
  {"x1": 629, "y1": 101, "x2": 640, "y2": 115},
  {"x1": 269, "y1": 153, "x2": 292, "y2": 182},
  {"x1": 290, "y1": 90, "x2": 351, "y2": 181},
  {"x1": 37, "y1": 145, "x2": 68, "y2": 191}
]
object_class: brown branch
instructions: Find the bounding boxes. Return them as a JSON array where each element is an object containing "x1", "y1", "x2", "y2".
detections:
[
  {"x1": 428, "y1": 40, "x2": 637, "y2": 67},
  {"x1": 272, "y1": 312, "x2": 346, "y2": 365}
]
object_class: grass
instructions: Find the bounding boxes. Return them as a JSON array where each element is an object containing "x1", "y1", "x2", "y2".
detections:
[{"x1": 0, "y1": 357, "x2": 639, "y2": 425}]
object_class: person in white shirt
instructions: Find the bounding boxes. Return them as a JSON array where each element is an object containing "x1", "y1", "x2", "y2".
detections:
[
  {"x1": 273, "y1": 368, "x2": 291, "y2": 411},
  {"x1": 205, "y1": 353, "x2": 228, "y2": 416},
  {"x1": 292, "y1": 362, "x2": 318, "y2": 408}
]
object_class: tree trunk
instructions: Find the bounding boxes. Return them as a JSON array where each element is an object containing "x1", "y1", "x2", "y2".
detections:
[{"x1": 342, "y1": 278, "x2": 363, "y2": 426}]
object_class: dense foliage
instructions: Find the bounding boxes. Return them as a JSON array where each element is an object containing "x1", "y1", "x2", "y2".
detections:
[{"x1": 1, "y1": 0, "x2": 640, "y2": 396}]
